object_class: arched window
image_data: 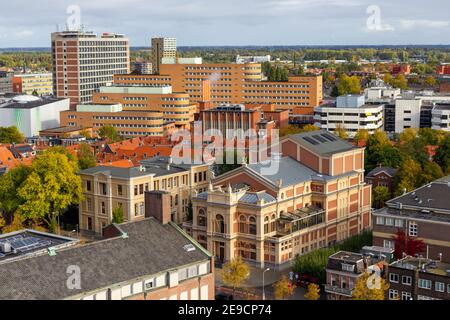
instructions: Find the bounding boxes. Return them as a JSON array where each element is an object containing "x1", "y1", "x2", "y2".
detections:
[
  {"x1": 197, "y1": 209, "x2": 206, "y2": 227},
  {"x1": 249, "y1": 216, "x2": 257, "y2": 235},
  {"x1": 239, "y1": 215, "x2": 247, "y2": 233},
  {"x1": 271, "y1": 214, "x2": 276, "y2": 232},
  {"x1": 215, "y1": 214, "x2": 225, "y2": 233},
  {"x1": 264, "y1": 216, "x2": 270, "y2": 234}
]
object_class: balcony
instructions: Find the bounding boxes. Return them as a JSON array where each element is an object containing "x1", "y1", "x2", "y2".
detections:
[{"x1": 324, "y1": 285, "x2": 353, "y2": 297}]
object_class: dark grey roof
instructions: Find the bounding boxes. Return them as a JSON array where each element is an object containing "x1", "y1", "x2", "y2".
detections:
[
  {"x1": 0, "y1": 97, "x2": 66, "y2": 109},
  {"x1": 239, "y1": 191, "x2": 276, "y2": 205},
  {"x1": 0, "y1": 218, "x2": 211, "y2": 300},
  {"x1": 366, "y1": 166, "x2": 398, "y2": 178},
  {"x1": 387, "y1": 176, "x2": 450, "y2": 212},
  {"x1": 247, "y1": 156, "x2": 318, "y2": 188},
  {"x1": 326, "y1": 251, "x2": 366, "y2": 274},
  {"x1": 288, "y1": 130, "x2": 357, "y2": 156}
]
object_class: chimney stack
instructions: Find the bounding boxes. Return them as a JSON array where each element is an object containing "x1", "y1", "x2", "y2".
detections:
[{"x1": 145, "y1": 191, "x2": 172, "y2": 224}]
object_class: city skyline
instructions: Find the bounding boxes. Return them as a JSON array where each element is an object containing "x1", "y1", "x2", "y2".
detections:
[{"x1": 1, "y1": 0, "x2": 450, "y2": 48}]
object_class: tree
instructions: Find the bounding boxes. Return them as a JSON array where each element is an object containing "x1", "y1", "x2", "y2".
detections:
[
  {"x1": 354, "y1": 129, "x2": 369, "y2": 145},
  {"x1": 304, "y1": 283, "x2": 320, "y2": 300},
  {"x1": 419, "y1": 162, "x2": 444, "y2": 186},
  {"x1": 352, "y1": 271, "x2": 389, "y2": 300},
  {"x1": 424, "y1": 75, "x2": 437, "y2": 87},
  {"x1": 391, "y1": 74, "x2": 408, "y2": 90},
  {"x1": 112, "y1": 206, "x2": 124, "y2": 224},
  {"x1": 15, "y1": 150, "x2": 83, "y2": 233},
  {"x1": 98, "y1": 125, "x2": 120, "y2": 142},
  {"x1": 393, "y1": 229, "x2": 425, "y2": 259},
  {"x1": 399, "y1": 128, "x2": 418, "y2": 144},
  {"x1": 221, "y1": 257, "x2": 250, "y2": 294},
  {"x1": 279, "y1": 124, "x2": 319, "y2": 137},
  {"x1": 337, "y1": 74, "x2": 361, "y2": 95},
  {"x1": 394, "y1": 158, "x2": 422, "y2": 196},
  {"x1": 79, "y1": 129, "x2": 91, "y2": 139},
  {"x1": 273, "y1": 276, "x2": 295, "y2": 300},
  {"x1": 334, "y1": 124, "x2": 348, "y2": 140},
  {"x1": 434, "y1": 134, "x2": 450, "y2": 174},
  {"x1": 372, "y1": 186, "x2": 391, "y2": 209},
  {"x1": 77, "y1": 143, "x2": 96, "y2": 170},
  {"x1": 383, "y1": 73, "x2": 393, "y2": 85},
  {"x1": 0, "y1": 165, "x2": 32, "y2": 223},
  {"x1": 0, "y1": 126, "x2": 24, "y2": 143}
]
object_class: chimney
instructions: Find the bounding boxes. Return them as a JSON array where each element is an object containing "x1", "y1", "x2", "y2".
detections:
[
  {"x1": 198, "y1": 79, "x2": 212, "y2": 111},
  {"x1": 145, "y1": 191, "x2": 171, "y2": 224}
]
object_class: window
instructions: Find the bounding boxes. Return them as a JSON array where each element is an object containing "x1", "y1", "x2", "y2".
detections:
[
  {"x1": 197, "y1": 209, "x2": 207, "y2": 227},
  {"x1": 117, "y1": 185, "x2": 123, "y2": 196},
  {"x1": 418, "y1": 278, "x2": 431, "y2": 289},
  {"x1": 401, "y1": 291, "x2": 412, "y2": 300},
  {"x1": 86, "y1": 198, "x2": 93, "y2": 211},
  {"x1": 384, "y1": 240, "x2": 394, "y2": 249},
  {"x1": 389, "y1": 273, "x2": 399, "y2": 283},
  {"x1": 389, "y1": 289, "x2": 399, "y2": 300},
  {"x1": 101, "y1": 201, "x2": 106, "y2": 214},
  {"x1": 139, "y1": 184, "x2": 144, "y2": 195},
  {"x1": 86, "y1": 180, "x2": 91, "y2": 191},
  {"x1": 376, "y1": 216, "x2": 385, "y2": 225},
  {"x1": 87, "y1": 217, "x2": 93, "y2": 231},
  {"x1": 435, "y1": 282, "x2": 445, "y2": 292},
  {"x1": 385, "y1": 218, "x2": 394, "y2": 226},
  {"x1": 134, "y1": 185, "x2": 138, "y2": 196},
  {"x1": 409, "y1": 221, "x2": 418, "y2": 237},
  {"x1": 395, "y1": 219, "x2": 404, "y2": 227},
  {"x1": 342, "y1": 264, "x2": 355, "y2": 272},
  {"x1": 239, "y1": 215, "x2": 247, "y2": 233},
  {"x1": 249, "y1": 217, "x2": 257, "y2": 235},
  {"x1": 402, "y1": 275, "x2": 412, "y2": 286}
]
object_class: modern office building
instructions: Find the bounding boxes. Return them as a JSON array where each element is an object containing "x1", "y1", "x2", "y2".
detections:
[
  {"x1": 235, "y1": 55, "x2": 271, "y2": 64},
  {"x1": 51, "y1": 31, "x2": 130, "y2": 106},
  {"x1": 78, "y1": 156, "x2": 211, "y2": 233},
  {"x1": 113, "y1": 65, "x2": 323, "y2": 112},
  {"x1": 314, "y1": 95, "x2": 384, "y2": 137},
  {"x1": 0, "y1": 219, "x2": 215, "y2": 300},
  {"x1": 386, "y1": 256, "x2": 450, "y2": 300},
  {"x1": 0, "y1": 95, "x2": 70, "y2": 137},
  {"x1": 12, "y1": 73, "x2": 53, "y2": 96},
  {"x1": 134, "y1": 60, "x2": 153, "y2": 75},
  {"x1": 431, "y1": 103, "x2": 450, "y2": 131},
  {"x1": 185, "y1": 130, "x2": 372, "y2": 269},
  {"x1": 151, "y1": 37, "x2": 177, "y2": 74},
  {"x1": 372, "y1": 175, "x2": 450, "y2": 263}
]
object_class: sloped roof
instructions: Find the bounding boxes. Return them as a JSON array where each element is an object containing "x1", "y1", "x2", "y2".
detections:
[
  {"x1": 366, "y1": 166, "x2": 398, "y2": 178},
  {"x1": 0, "y1": 218, "x2": 210, "y2": 300}
]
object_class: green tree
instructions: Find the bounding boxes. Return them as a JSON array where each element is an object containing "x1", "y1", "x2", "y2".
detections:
[
  {"x1": 424, "y1": 75, "x2": 437, "y2": 87},
  {"x1": 434, "y1": 134, "x2": 450, "y2": 174},
  {"x1": 273, "y1": 276, "x2": 295, "y2": 300},
  {"x1": 221, "y1": 257, "x2": 250, "y2": 294},
  {"x1": 279, "y1": 124, "x2": 319, "y2": 137},
  {"x1": 394, "y1": 158, "x2": 422, "y2": 196},
  {"x1": 0, "y1": 126, "x2": 24, "y2": 143},
  {"x1": 16, "y1": 150, "x2": 83, "y2": 232},
  {"x1": 391, "y1": 74, "x2": 408, "y2": 90},
  {"x1": 304, "y1": 283, "x2": 320, "y2": 300},
  {"x1": 352, "y1": 272, "x2": 389, "y2": 300},
  {"x1": 419, "y1": 162, "x2": 444, "y2": 185},
  {"x1": 337, "y1": 74, "x2": 361, "y2": 95},
  {"x1": 372, "y1": 186, "x2": 391, "y2": 209},
  {"x1": 98, "y1": 125, "x2": 120, "y2": 142},
  {"x1": 112, "y1": 206, "x2": 124, "y2": 224},
  {"x1": 0, "y1": 165, "x2": 32, "y2": 222},
  {"x1": 79, "y1": 129, "x2": 91, "y2": 139},
  {"x1": 77, "y1": 143, "x2": 96, "y2": 170}
]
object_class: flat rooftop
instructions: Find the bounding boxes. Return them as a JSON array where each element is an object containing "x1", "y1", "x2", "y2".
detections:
[
  {"x1": 288, "y1": 130, "x2": 357, "y2": 156},
  {"x1": 0, "y1": 96, "x2": 68, "y2": 110},
  {"x1": 0, "y1": 229, "x2": 78, "y2": 264},
  {"x1": 329, "y1": 251, "x2": 364, "y2": 263},
  {"x1": 391, "y1": 257, "x2": 450, "y2": 277}
]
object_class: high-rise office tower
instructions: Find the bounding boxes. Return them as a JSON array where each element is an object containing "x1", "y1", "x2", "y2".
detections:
[
  {"x1": 51, "y1": 31, "x2": 130, "y2": 106},
  {"x1": 151, "y1": 37, "x2": 177, "y2": 74}
]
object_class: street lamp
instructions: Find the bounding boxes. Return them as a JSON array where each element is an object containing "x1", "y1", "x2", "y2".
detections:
[{"x1": 262, "y1": 267, "x2": 270, "y2": 300}]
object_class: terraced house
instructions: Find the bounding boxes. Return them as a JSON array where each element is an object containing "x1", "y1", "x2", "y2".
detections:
[
  {"x1": 184, "y1": 130, "x2": 372, "y2": 269},
  {"x1": 78, "y1": 156, "x2": 211, "y2": 234}
]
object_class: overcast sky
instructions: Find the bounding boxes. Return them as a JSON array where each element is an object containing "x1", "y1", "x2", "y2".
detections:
[{"x1": 0, "y1": 0, "x2": 450, "y2": 48}]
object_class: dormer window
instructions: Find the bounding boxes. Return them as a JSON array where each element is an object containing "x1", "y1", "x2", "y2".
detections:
[{"x1": 342, "y1": 263, "x2": 355, "y2": 272}]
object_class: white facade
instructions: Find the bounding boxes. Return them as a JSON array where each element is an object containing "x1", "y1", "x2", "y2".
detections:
[
  {"x1": 236, "y1": 55, "x2": 271, "y2": 64},
  {"x1": 0, "y1": 96, "x2": 70, "y2": 137},
  {"x1": 431, "y1": 104, "x2": 450, "y2": 131},
  {"x1": 365, "y1": 87, "x2": 401, "y2": 101},
  {"x1": 314, "y1": 104, "x2": 384, "y2": 137},
  {"x1": 0, "y1": 74, "x2": 12, "y2": 94},
  {"x1": 394, "y1": 98, "x2": 422, "y2": 133}
]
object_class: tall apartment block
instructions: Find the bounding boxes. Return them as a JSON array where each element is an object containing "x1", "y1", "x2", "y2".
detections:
[
  {"x1": 51, "y1": 31, "x2": 130, "y2": 106},
  {"x1": 114, "y1": 65, "x2": 323, "y2": 112},
  {"x1": 184, "y1": 130, "x2": 372, "y2": 269},
  {"x1": 151, "y1": 37, "x2": 177, "y2": 74}
]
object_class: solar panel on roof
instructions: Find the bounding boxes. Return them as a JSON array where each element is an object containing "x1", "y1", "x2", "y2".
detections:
[
  {"x1": 321, "y1": 133, "x2": 337, "y2": 142},
  {"x1": 312, "y1": 134, "x2": 327, "y2": 143},
  {"x1": 303, "y1": 137, "x2": 319, "y2": 145}
]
